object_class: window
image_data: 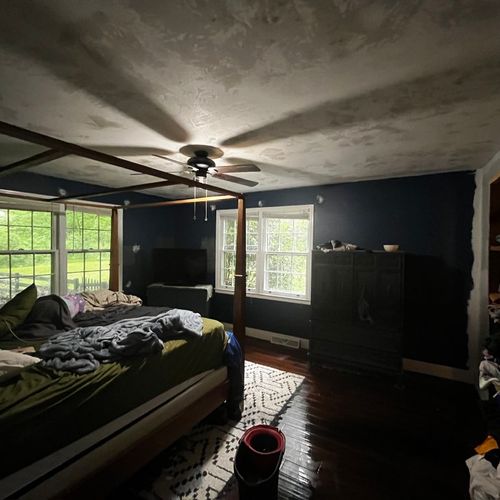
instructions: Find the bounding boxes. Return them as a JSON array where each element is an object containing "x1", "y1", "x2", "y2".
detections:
[
  {"x1": 66, "y1": 209, "x2": 111, "y2": 293},
  {"x1": 216, "y1": 205, "x2": 313, "y2": 303},
  {"x1": 0, "y1": 208, "x2": 54, "y2": 302},
  {"x1": 0, "y1": 199, "x2": 117, "y2": 305}
]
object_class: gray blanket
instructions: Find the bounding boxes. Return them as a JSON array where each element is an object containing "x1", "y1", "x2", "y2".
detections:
[{"x1": 38, "y1": 309, "x2": 203, "y2": 374}]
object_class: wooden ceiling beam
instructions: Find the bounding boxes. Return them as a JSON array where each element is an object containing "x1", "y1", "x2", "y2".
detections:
[
  {"x1": 50, "y1": 180, "x2": 180, "y2": 201},
  {"x1": 0, "y1": 189, "x2": 121, "y2": 209},
  {"x1": 0, "y1": 120, "x2": 241, "y2": 198},
  {"x1": 0, "y1": 149, "x2": 67, "y2": 178},
  {"x1": 124, "y1": 194, "x2": 234, "y2": 209}
]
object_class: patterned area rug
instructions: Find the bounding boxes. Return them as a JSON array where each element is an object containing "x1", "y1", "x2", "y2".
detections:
[{"x1": 121, "y1": 361, "x2": 306, "y2": 499}]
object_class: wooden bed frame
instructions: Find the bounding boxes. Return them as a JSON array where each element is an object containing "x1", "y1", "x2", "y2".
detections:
[{"x1": 0, "y1": 120, "x2": 247, "y2": 498}]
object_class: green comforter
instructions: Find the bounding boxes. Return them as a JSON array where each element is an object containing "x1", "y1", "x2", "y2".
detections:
[{"x1": 0, "y1": 317, "x2": 226, "y2": 477}]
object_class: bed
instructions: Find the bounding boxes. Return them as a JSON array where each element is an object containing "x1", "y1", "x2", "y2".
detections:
[{"x1": 0, "y1": 301, "x2": 241, "y2": 499}]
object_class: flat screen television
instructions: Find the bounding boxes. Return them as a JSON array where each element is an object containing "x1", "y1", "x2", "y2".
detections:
[{"x1": 152, "y1": 248, "x2": 207, "y2": 285}]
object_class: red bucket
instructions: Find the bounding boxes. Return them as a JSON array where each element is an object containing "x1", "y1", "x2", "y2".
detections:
[{"x1": 234, "y1": 425, "x2": 286, "y2": 499}]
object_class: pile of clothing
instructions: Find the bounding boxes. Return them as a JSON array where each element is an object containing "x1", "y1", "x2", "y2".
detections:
[
  {"x1": 467, "y1": 435, "x2": 500, "y2": 500},
  {"x1": 480, "y1": 329, "x2": 500, "y2": 397},
  {"x1": 489, "y1": 293, "x2": 500, "y2": 328},
  {"x1": 469, "y1": 332, "x2": 500, "y2": 499}
]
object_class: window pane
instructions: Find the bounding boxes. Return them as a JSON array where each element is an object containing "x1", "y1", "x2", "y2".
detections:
[
  {"x1": 35, "y1": 275, "x2": 52, "y2": 296},
  {"x1": 267, "y1": 272, "x2": 279, "y2": 290},
  {"x1": 99, "y1": 215, "x2": 111, "y2": 230},
  {"x1": 33, "y1": 227, "x2": 51, "y2": 250},
  {"x1": 247, "y1": 232, "x2": 258, "y2": 251},
  {"x1": 292, "y1": 255, "x2": 307, "y2": 274},
  {"x1": 67, "y1": 273, "x2": 83, "y2": 293},
  {"x1": 223, "y1": 267, "x2": 234, "y2": 288},
  {"x1": 84, "y1": 271, "x2": 101, "y2": 291},
  {"x1": 100, "y1": 251, "x2": 111, "y2": 270},
  {"x1": 99, "y1": 230, "x2": 111, "y2": 250},
  {"x1": 295, "y1": 220, "x2": 309, "y2": 232},
  {"x1": 67, "y1": 226, "x2": 83, "y2": 250},
  {"x1": 100, "y1": 271, "x2": 109, "y2": 290},
  {"x1": 0, "y1": 226, "x2": 7, "y2": 250},
  {"x1": 68, "y1": 252, "x2": 84, "y2": 274},
  {"x1": 267, "y1": 232, "x2": 280, "y2": 252},
  {"x1": 9, "y1": 226, "x2": 32, "y2": 250},
  {"x1": 35, "y1": 254, "x2": 52, "y2": 276},
  {"x1": 84, "y1": 229, "x2": 99, "y2": 250},
  {"x1": 85, "y1": 252, "x2": 100, "y2": 272},
  {"x1": 32, "y1": 212, "x2": 51, "y2": 227},
  {"x1": 266, "y1": 219, "x2": 279, "y2": 232},
  {"x1": 66, "y1": 227, "x2": 74, "y2": 251},
  {"x1": 266, "y1": 254, "x2": 279, "y2": 271},
  {"x1": 83, "y1": 212, "x2": 98, "y2": 230},
  {"x1": 279, "y1": 219, "x2": 293, "y2": 233},
  {"x1": 0, "y1": 209, "x2": 7, "y2": 225},
  {"x1": 247, "y1": 253, "x2": 256, "y2": 291},
  {"x1": 0, "y1": 279, "x2": 10, "y2": 303},
  {"x1": 9, "y1": 210, "x2": 31, "y2": 226},
  {"x1": 223, "y1": 219, "x2": 236, "y2": 250},
  {"x1": 222, "y1": 251, "x2": 235, "y2": 287},
  {"x1": 294, "y1": 233, "x2": 308, "y2": 252},
  {"x1": 11, "y1": 254, "x2": 33, "y2": 276},
  {"x1": 0, "y1": 255, "x2": 9, "y2": 279},
  {"x1": 279, "y1": 233, "x2": 293, "y2": 252},
  {"x1": 278, "y1": 255, "x2": 292, "y2": 271},
  {"x1": 291, "y1": 274, "x2": 306, "y2": 294}
]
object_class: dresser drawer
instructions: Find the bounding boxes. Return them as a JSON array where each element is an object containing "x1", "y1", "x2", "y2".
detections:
[
  {"x1": 310, "y1": 339, "x2": 402, "y2": 374},
  {"x1": 311, "y1": 321, "x2": 401, "y2": 354}
]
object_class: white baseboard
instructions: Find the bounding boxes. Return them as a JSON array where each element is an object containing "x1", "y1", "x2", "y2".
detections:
[
  {"x1": 225, "y1": 324, "x2": 472, "y2": 383},
  {"x1": 402, "y1": 358, "x2": 472, "y2": 383},
  {"x1": 223, "y1": 323, "x2": 309, "y2": 350}
]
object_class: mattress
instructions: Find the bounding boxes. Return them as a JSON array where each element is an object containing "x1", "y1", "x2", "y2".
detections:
[
  {"x1": 0, "y1": 313, "x2": 227, "y2": 477},
  {"x1": 1, "y1": 367, "x2": 228, "y2": 499}
]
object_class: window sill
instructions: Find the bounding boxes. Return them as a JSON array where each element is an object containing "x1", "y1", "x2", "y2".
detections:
[{"x1": 214, "y1": 288, "x2": 311, "y2": 305}]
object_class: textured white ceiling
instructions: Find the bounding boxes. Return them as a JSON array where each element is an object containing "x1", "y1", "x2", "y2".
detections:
[{"x1": 1, "y1": 0, "x2": 500, "y2": 198}]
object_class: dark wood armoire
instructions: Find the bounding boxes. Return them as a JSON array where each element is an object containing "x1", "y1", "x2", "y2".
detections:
[{"x1": 310, "y1": 251, "x2": 405, "y2": 374}]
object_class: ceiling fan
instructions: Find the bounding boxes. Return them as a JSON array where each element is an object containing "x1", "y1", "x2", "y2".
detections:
[{"x1": 153, "y1": 144, "x2": 261, "y2": 187}]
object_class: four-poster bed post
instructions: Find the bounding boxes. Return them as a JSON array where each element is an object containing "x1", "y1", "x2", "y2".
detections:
[{"x1": 233, "y1": 196, "x2": 246, "y2": 349}]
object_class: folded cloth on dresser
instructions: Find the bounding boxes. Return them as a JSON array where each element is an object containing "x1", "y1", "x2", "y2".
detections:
[
  {"x1": 80, "y1": 289, "x2": 142, "y2": 311},
  {"x1": 37, "y1": 309, "x2": 203, "y2": 374}
]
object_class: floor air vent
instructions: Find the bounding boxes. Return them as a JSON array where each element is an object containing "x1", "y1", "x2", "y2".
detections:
[{"x1": 270, "y1": 336, "x2": 300, "y2": 349}]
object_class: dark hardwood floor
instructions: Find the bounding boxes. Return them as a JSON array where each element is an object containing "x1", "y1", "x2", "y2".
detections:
[
  {"x1": 113, "y1": 338, "x2": 483, "y2": 499},
  {"x1": 245, "y1": 337, "x2": 483, "y2": 500}
]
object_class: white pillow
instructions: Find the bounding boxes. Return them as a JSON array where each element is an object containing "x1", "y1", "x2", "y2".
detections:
[{"x1": 0, "y1": 349, "x2": 40, "y2": 382}]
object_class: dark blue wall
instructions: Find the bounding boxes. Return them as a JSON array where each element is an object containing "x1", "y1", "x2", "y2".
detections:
[
  {"x1": 0, "y1": 172, "x2": 174, "y2": 298},
  {"x1": 1, "y1": 170, "x2": 476, "y2": 368},
  {"x1": 172, "y1": 171, "x2": 476, "y2": 369}
]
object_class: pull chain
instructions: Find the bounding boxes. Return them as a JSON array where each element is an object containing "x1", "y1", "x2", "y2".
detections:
[
  {"x1": 193, "y1": 184, "x2": 197, "y2": 221},
  {"x1": 204, "y1": 188, "x2": 208, "y2": 222}
]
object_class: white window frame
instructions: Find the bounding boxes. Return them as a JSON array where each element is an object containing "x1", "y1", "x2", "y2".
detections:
[
  {"x1": 0, "y1": 195, "x2": 121, "y2": 302},
  {"x1": 65, "y1": 204, "x2": 115, "y2": 294},
  {"x1": 215, "y1": 204, "x2": 314, "y2": 304}
]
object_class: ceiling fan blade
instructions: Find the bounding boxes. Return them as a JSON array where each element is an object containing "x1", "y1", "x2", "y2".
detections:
[
  {"x1": 212, "y1": 173, "x2": 258, "y2": 187},
  {"x1": 153, "y1": 154, "x2": 188, "y2": 167},
  {"x1": 214, "y1": 164, "x2": 261, "y2": 174}
]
